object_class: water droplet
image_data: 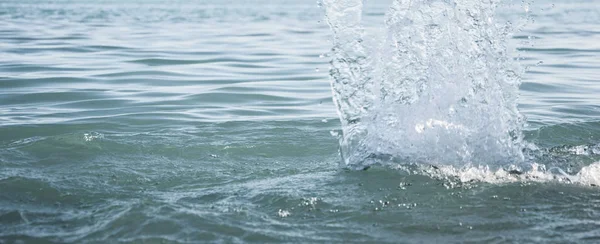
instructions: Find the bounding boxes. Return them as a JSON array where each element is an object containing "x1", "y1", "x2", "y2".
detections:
[
  {"x1": 277, "y1": 209, "x2": 291, "y2": 218},
  {"x1": 315, "y1": 68, "x2": 320, "y2": 72}
]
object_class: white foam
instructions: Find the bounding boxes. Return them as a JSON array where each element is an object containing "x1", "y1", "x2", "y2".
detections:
[
  {"x1": 419, "y1": 162, "x2": 600, "y2": 187},
  {"x1": 575, "y1": 162, "x2": 600, "y2": 186}
]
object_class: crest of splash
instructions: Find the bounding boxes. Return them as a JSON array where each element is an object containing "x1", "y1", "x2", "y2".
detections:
[{"x1": 324, "y1": 0, "x2": 525, "y2": 170}]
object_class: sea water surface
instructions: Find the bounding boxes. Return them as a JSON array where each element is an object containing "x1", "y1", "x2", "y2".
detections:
[{"x1": 1, "y1": 0, "x2": 600, "y2": 243}]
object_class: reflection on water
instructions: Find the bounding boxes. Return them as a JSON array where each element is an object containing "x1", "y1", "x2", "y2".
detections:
[{"x1": 0, "y1": 0, "x2": 600, "y2": 243}]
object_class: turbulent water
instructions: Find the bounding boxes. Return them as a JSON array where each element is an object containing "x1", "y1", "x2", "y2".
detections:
[
  {"x1": 324, "y1": 0, "x2": 600, "y2": 185},
  {"x1": 325, "y1": 0, "x2": 525, "y2": 169},
  {"x1": 1, "y1": 0, "x2": 600, "y2": 243}
]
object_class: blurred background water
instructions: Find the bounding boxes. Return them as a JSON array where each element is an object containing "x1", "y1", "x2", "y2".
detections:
[{"x1": 1, "y1": 0, "x2": 599, "y2": 243}]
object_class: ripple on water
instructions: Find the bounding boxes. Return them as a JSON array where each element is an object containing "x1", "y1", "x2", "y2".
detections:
[{"x1": 0, "y1": 0, "x2": 599, "y2": 243}]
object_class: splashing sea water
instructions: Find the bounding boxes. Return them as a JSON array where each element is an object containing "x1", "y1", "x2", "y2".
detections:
[{"x1": 323, "y1": 0, "x2": 600, "y2": 186}]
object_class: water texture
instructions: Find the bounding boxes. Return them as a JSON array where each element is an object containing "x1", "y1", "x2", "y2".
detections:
[{"x1": 1, "y1": 0, "x2": 600, "y2": 243}]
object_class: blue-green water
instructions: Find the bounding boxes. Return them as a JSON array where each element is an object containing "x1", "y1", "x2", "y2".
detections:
[{"x1": 1, "y1": 0, "x2": 600, "y2": 243}]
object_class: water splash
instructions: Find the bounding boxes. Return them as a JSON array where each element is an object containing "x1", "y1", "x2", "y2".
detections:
[{"x1": 324, "y1": 0, "x2": 526, "y2": 170}]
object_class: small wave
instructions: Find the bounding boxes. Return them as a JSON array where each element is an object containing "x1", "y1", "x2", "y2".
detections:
[{"x1": 400, "y1": 161, "x2": 600, "y2": 187}]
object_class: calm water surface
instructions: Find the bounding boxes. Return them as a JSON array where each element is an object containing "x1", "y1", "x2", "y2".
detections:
[{"x1": 1, "y1": 0, "x2": 600, "y2": 243}]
